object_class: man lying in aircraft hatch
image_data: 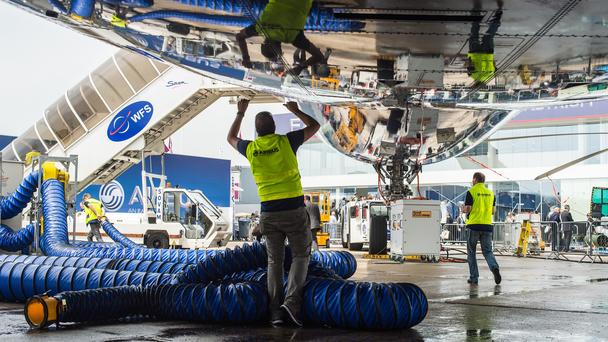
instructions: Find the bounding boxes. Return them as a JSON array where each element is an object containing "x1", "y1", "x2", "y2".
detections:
[{"x1": 236, "y1": 0, "x2": 325, "y2": 76}]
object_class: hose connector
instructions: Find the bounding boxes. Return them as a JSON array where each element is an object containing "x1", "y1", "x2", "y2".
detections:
[{"x1": 24, "y1": 295, "x2": 60, "y2": 329}]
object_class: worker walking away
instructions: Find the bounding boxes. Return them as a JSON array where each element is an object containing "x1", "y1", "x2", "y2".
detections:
[
  {"x1": 235, "y1": 0, "x2": 324, "y2": 76},
  {"x1": 547, "y1": 206, "x2": 561, "y2": 251},
  {"x1": 559, "y1": 205, "x2": 574, "y2": 252},
  {"x1": 81, "y1": 193, "x2": 105, "y2": 242},
  {"x1": 305, "y1": 195, "x2": 322, "y2": 251},
  {"x1": 227, "y1": 98, "x2": 320, "y2": 327},
  {"x1": 466, "y1": 2, "x2": 503, "y2": 86},
  {"x1": 463, "y1": 172, "x2": 501, "y2": 285}
]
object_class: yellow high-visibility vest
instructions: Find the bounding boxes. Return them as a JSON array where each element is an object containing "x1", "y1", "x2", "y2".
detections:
[
  {"x1": 468, "y1": 52, "x2": 495, "y2": 83},
  {"x1": 466, "y1": 183, "x2": 494, "y2": 225},
  {"x1": 246, "y1": 134, "x2": 303, "y2": 202},
  {"x1": 84, "y1": 198, "x2": 104, "y2": 224}
]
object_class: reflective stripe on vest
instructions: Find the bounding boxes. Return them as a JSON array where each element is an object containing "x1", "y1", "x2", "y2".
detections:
[
  {"x1": 84, "y1": 198, "x2": 105, "y2": 224},
  {"x1": 466, "y1": 183, "x2": 494, "y2": 225},
  {"x1": 256, "y1": 0, "x2": 313, "y2": 43},
  {"x1": 246, "y1": 134, "x2": 303, "y2": 202},
  {"x1": 467, "y1": 52, "x2": 495, "y2": 83}
]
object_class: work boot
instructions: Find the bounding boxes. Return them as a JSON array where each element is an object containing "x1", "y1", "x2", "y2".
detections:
[
  {"x1": 492, "y1": 268, "x2": 502, "y2": 285},
  {"x1": 270, "y1": 310, "x2": 284, "y2": 326},
  {"x1": 467, "y1": 278, "x2": 478, "y2": 285},
  {"x1": 281, "y1": 304, "x2": 303, "y2": 327}
]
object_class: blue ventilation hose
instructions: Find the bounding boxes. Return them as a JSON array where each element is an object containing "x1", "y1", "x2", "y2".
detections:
[
  {"x1": 0, "y1": 171, "x2": 38, "y2": 220},
  {"x1": 175, "y1": 242, "x2": 267, "y2": 283},
  {"x1": 303, "y1": 278, "x2": 428, "y2": 330},
  {"x1": 0, "y1": 261, "x2": 172, "y2": 302},
  {"x1": 40, "y1": 179, "x2": 216, "y2": 264},
  {"x1": 101, "y1": 0, "x2": 153, "y2": 8},
  {"x1": 69, "y1": 0, "x2": 95, "y2": 18},
  {"x1": 0, "y1": 224, "x2": 34, "y2": 252},
  {"x1": 310, "y1": 250, "x2": 357, "y2": 279},
  {"x1": 0, "y1": 254, "x2": 188, "y2": 274},
  {"x1": 100, "y1": 220, "x2": 140, "y2": 248},
  {"x1": 224, "y1": 268, "x2": 429, "y2": 330},
  {"x1": 43, "y1": 282, "x2": 268, "y2": 325}
]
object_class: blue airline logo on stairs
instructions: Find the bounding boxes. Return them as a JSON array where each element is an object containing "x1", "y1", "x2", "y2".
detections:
[{"x1": 107, "y1": 101, "x2": 154, "y2": 142}]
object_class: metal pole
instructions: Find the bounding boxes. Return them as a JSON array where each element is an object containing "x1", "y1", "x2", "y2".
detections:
[
  {"x1": 141, "y1": 150, "x2": 147, "y2": 216},
  {"x1": 71, "y1": 155, "x2": 78, "y2": 244},
  {"x1": 34, "y1": 157, "x2": 43, "y2": 255}
]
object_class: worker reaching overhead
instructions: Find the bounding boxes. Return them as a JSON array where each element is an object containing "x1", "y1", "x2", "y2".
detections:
[
  {"x1": 81, "y1": 193, "x2": 105, "y2": 242},
  {"x1": 466, "y1": 2, "x2": 503, "y2": 86},
  {"x1": 236, "y1": 0, "x2": 325, "y2": 76},
  {"x1": 227, "y1": 99, "x2": 320, "y2": 327}
]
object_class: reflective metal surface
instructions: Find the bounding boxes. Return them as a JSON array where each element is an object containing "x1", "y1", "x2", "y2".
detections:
[{"x1": 4, "y1": 0, "x2": 608, "y2": 168}]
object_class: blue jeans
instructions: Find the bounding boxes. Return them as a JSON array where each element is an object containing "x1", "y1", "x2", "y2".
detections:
[{"x1": 467, "y1": 230, "x2": 499, "y2": 281}]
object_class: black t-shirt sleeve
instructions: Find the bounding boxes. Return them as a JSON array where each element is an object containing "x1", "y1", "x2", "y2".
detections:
[
  {"x1": 236, "y1": 139, "x2": 251, "y2": 157},
  {"x1": 465, "y1": 191, "x2": 474, "y2": 206},
  {"x1": 286, "y1": 129, "x2": 305, "y2": 154}
]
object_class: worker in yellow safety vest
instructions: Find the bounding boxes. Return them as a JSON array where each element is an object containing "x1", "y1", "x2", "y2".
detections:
[
  {"x1": 81, "y1": 193, "x2": 105, "y2": 242},
  {"x1": 466, "y1": 4, "x2": 503, "y2": 85},
  {"x1": 462, "y1": 172, "x2": 501, "y2": 285},
  {"x1": 235, "y1": 0, "x2": 324, "y2": 76},
  {"x1": 227, "y1": 98, "x2": 319, "y2": 327}
]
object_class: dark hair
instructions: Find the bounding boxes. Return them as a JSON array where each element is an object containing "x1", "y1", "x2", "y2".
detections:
[
  {"x1": 261, "y1": 39, "x2": 281, "y2": 61},
  {"x1": 255, "y1": 111, "x2": 275, "y2": 136},
  {"x1": 305, "y1": 195, "x2": 311, "y2": 201},
  {"x1": 473, "y1": 172, "x2": 485, "y2": 183}
]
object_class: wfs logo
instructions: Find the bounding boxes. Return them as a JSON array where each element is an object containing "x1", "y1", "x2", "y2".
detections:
[
  {"x1": 107, "y1": 101, "x2": 153, "y2": 142},
  {"x1": 99, "y1": 181, "x2": 124, "y2": 212}
]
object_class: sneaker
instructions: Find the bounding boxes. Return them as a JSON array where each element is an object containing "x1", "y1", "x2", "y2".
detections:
[
  {"x1": 467, "y1": 279, "x2": 478, "y2": 285},
  {"x1": 270, "y1": 310, "x2": 284, "y2": 326},
  {"x1": 492, "y1": 268, "x2": 502, "y2": 285},
  {"x1": 281, "y1": 304, "x2": 303, "y2": 327}
]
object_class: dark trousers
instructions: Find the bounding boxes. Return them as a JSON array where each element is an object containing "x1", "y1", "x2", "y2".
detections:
[
  {"x1": 87, "y1": 220, "x2": 103, "y2": 242},
  {"x1": 260, "y1": 207, "x2": 311, "y2": 316},
  {"x1": 560, "y1": 230, "x2": 572, "y2": 252}
]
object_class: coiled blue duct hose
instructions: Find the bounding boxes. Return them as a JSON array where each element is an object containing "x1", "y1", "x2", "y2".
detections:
[
  {"x1": 0, "y1": 171, "x2": 38, "y2": 220},
  {"x1": 175, "y1": 242, "x2": 267, "y2": 283},
  {"x1": 69, "y1": 0, "x2": 95, "y2": 18},
  {"x1": 223, "y1": 268, "x2": 429, "y2": 330},
  {"x1": 310, "y1": 250, "x2": 357, "y2": 279},
  {"x1": 100, "y1": 220, "x2": 140, "y2": 248},
  {"x1": 0, "y1": 261, "x2": 172, "y2": 302},
  {"x1": 0, "y1": 254, "x2": 188, "y2": 274},
  {"x1": 44, "y1": 282, "x2": 268, "y2": 324},
  {"x1": 0, "y1": 224, "x2": 34, "y2": 252},
  {"x1": 303, "y1": 278, "x2": 428, "y2": 330},
  {"x1": 169, "y1": 0, "x2": 365, "y2": 32}
]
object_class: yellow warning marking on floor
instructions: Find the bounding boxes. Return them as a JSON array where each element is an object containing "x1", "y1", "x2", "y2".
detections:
[{"x1": 363, "y1": 254, "x2": 390, "y2": 259}]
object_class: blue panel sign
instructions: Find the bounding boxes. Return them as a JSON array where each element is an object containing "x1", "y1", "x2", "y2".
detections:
[
  {"x1": 78, "y1": 154, "x2": 230, "y2": 213},
  {"x1": 107, "y1": 101, "x2": 154, "y2": 142}
]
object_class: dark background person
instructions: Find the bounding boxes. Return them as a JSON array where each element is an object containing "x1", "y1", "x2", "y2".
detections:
[
  {"x1": 227, "y1": 98, "x2": 320, "y2": 327},
  {"x1": 305, "y1": 195, "x2": 322, "y2": 251},
  {"x1": 559, "y1": 205, "x2": 574, "y2": 252},
  {"x1": 547, "y1": 206, "x2": 561, "y2": 251},
  {"x1": 463, "y1": 172, "x2": 501, "y2": 285},
  {"x1": 81, "y1": 193, "x2": 104, "y2": 242},
  {"x1": 235, "y1": 0, "x2": 324, "y2": 75},
  {"x1": 466, "y1": 3, "x2": 503, "y2": 85}
]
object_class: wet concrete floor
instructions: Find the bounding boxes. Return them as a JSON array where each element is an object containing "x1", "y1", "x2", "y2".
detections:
[{"x1": 1, "y1": 251, "x2": 607, "y2": 341}]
